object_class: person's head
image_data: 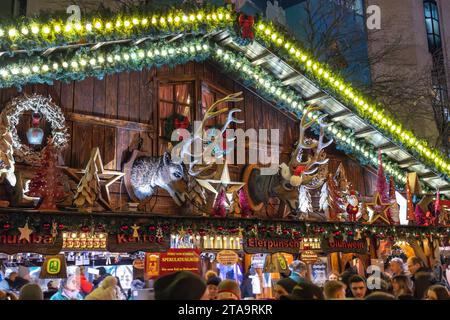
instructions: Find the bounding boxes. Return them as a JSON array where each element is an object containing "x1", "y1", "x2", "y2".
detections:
[
  {"x1": 407, "y1": 257, "x2": 424, "y2": 275},
  {"x1": 349, "y1": 275, "x2": 367, "y2": 299},
  {"x1": 389, "y1": 258, "x2": 404, "y2": 275},
  {"x1": 217, "y1": 279, "x2": 241, "y2": 300},
  {"x1": 205, "y1": 270, "x2": 218, "y2": 281},
  {"x1": 100, "y1": 276, "x2": 118, "y2": 289},
  {"x1": 392, "y1": 275, "x2": 412, "y2": 297},
  {"x1": 47, "y1": 280, "x2": 56, "y2": 290},
  {"x1": 8, "y1": 272, "x2": 18, "y2": 281},
  {"x1": 328, "y1": 272, "x2": 339, "y2": 281},
  {"x1": 62, "y1": 275, "x2": 80, "y2": 292},
  {"x1": 290, "y1": 260, "x2": 307, "y2": 277},
  {"x1": 97, "y1": 267, "x2": 107, "y2": 276},
  {"x1": 19, "y1": 283, "x2": 43, "y2": 300},
  {"x1": 364, "y1": 292, "x2": 396, "y2": 300},
  {"x1": 154, "y1": 271, "x2": 207, "y2": 300},
  {"x1": 424, "y1": 285, "x2": 450, "y2": 300},
  {"x1": 285, "y1": 282, "x2": 324, "y2": 300},
  {"x1": 206, "y1": 276, "x2": 221, "y2": 300},
  {"x1": 324, "y1": 280, "x2": 347, "y2": 300},
  {"x1": 274, "y1": 278, "x2": 297, "y2": 300},
  {"x1": 18, "y1": 266, "x2": 30, "y2": 280}
]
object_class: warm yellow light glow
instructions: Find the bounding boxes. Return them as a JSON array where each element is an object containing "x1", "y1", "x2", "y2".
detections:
[
  {"x1": 8, "y1": 29, "x2": 17, "y2": 37},
  {"x1": 105, "y1": 22, "x2": 112, "y2": 30},
  {"x1": 31, "y1": 25, "x2": 39, "y2": 34},
  {"x1": 85, "y1": 23, "x2": 92, "y2": 31},
  {"x1": 132, "y1": 18, "x2": 139, "y2": 25},
  {"x1": 54, "y1": 24, "x2": 61, "y2": 32},
  {"x1": 65, "y1": 24, "x2": 72, "y2": 32},
  {"x1": 94, "y1": 22, "x2": 102, "y2": 29},
  {"x1": 21, "y1": 27, "x2": 29, "y2": 35},
  {"x1": 124, "y1": 20, "x2": 131, "y2": 27}
]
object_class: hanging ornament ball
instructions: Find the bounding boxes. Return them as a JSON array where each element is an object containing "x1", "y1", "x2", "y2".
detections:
[
  {"x1": 282, "y1": 229, "x2": 289, "y2": 235},
  {"x1": 96, "y1": 224, "x2": 105, "y2": 232},
  {"x1": 162, "y1": 225, "x2": 170, "y2": 232},
  {"x1": 81, "y1": 225, "x2": 90, "y2": 233},
  {"x1": 58, "y1": 223, "x2": 65, "y2": 230},
  {"x1": 260, "y1": 226, "x2": 267, "y2": 233},
  {"x1": 148, "y1": 225, "x2": 156, "y2": 232},
  {"x1": 216, "y1": 226, "x2": 224, "y2": 232},
  {"x1": 290, "y1": 175, "x2": 302, "y2": 187},
  {"x1": 269, "y1": 226, "x2": 275, "y2": 232},
  {"x1": 42, "y1": 223, "x2": 51, "y2": 230},
  {"x1": 347, "y1": 231, "x2": 353, "y2": 236},
  {"x1": 120, "y1": 225, "x2": 129, "y2": 232},
  {"x1": 3, "y1": 222, "x2": 11, "y2": 231}
]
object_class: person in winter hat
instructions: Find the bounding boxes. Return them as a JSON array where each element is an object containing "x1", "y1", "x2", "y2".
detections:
[
  {"x1": 217, "y1": 279, "x2": 241, "y2": 300},
  {"x1": 274, "y1": 278, "x2": 297, "y2": 300},
  {"x1": 19, "y1": 283, "x2": 43, "y2": 300},
  {"x1": 85, "y1": 276, "x2": 118, "y2": 300},
  {"x1": 93, "y1": 267, "x2": 110, "y2": 289},
  {"x1": 206, "y1": 276, "x2": 221, "y2": 300},
  {"x1": 50, "y1": 275, "x2": 83, "y2": 300},
  {"x1": 154, "y1": 271, "x2": 207, "y2": 300}
]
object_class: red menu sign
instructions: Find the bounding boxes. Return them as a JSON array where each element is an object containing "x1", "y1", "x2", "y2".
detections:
[{"x1": 144, "y1": 249, "x2": 201, "y2": 279}]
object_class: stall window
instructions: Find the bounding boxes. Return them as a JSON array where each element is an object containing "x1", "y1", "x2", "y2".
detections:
[
  {"x1": 158, "y1": 81, "x2": 194, "y2": 140},
  {"x1": 201, "y1": 83, "x2": 229, "y2": 129}
]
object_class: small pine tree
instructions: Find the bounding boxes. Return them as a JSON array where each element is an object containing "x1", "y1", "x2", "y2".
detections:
[
  {"x1": 26, "y1": 141, "x2": 65, "y2": 210},
  {"x1": 238, "y1": 189, "x2": 253, "y2": 218},
  {"x1": 406, "y1": 175, "x2": 416, "y2": 224},
  {"x1": 73, "y1": 151, "x2": 100, "y2": 211},
  {"x1": 298, "y1": 185, "x2": 312, "y2": 219},
  {"x1": 211, "y1": 188, "x2": 227, "y2": 217}
]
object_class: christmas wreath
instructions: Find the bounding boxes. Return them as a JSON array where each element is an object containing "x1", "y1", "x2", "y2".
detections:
[
  {"x1": 164, "y1": 113, "x2": 191, "y2": 141},
  {"x1": 1, "y1": 94, "x2": 69, "y2": 165}
]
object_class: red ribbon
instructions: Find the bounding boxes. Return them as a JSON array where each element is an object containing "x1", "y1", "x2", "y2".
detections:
[
  {"x1": 174, "y1": 117, "x2": 189, "y2": 129},
  {"x1": 293, "y1": 165, "x2": 307, "y2": 176},
  {"x1": 238, "y1": 14, "x2": 254, "y2": 40}
]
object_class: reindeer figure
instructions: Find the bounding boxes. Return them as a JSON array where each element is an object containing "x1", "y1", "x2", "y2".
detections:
[
  {"x1": 242, "y1": 105, "x2": 333, "y2": 218},
  {"x1": 127, "y1": 92, "x2": 244, "y2": 209}
]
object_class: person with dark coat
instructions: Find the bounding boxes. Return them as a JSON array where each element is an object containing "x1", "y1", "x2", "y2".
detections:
[
  {"x1": 92, "y1": 267, "x2": 111, "y2": 289},
  {"x1": 43, "y1": 280, "x2": 59, "y2": 300},
  {"x1": 407, "y1": 257, "x2": 436, "y2": 299},
  {"x1": 240, "y1": 269, "x2": 255, "y2": 299},
  {"x1": 154, "y1": 271, "x2": 207, "y2": 300},
  {"x1": 282, "y1": 282, "x2": 324, "y2": 300}
]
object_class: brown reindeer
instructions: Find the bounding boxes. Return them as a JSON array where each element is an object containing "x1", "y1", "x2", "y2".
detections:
[{"x1": 242, "y1": 105, "x2": 332, "y2": 218}]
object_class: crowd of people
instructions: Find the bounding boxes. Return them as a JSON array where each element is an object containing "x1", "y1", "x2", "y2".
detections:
[
  {"x1": 151, "y1": 255, "x2": 450, "y2": 300},
  {"x1": 0, "y1": 266, "x2": 143, "y2": 300},
  {"x1": 0, "y1": 255, "x2": 448, "y2": 300}
]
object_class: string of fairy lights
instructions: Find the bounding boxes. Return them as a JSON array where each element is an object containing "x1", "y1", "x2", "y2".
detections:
[{"x1": 0, "y1": 5, "x2": 448, "y2": 186}]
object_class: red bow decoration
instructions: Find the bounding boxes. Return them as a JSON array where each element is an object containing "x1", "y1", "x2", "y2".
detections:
[
  {"x1": 293, "y1": 165, "x2": 307, "y2": 176},
  {"x1": 238, "y1": 14, "x2": 254, "y2": 40},
  {"x1": 174, "y1": 117, "x2": 189, "y2": 129}
]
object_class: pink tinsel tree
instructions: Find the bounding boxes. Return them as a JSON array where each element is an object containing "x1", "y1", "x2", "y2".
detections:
[
  {"x1": 238, "y1": 189, "x2": 253, "y2": 218},
  {"x1": 376, "y1": 149, "x2": 389, "y2": 202},
  {"x1": 211, "y1": 189, "x2": 227, "y2": 217}
]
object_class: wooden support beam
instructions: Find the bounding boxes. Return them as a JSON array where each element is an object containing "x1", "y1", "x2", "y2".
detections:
[
  {"x1": 250, "y1": 51, "x2": 272, "y2": 66},
  {"x1": 355, "y1": 127, "x2": 377, "y2": 138},
  {"x1": 331, "y1": 110, "x2": 353, "y2": 121},
  {"x1": 67, "y1": 112, "x2": 154, "y2": 133},
  {"x1": 281, "y1": 73, "x2": 300, "y2": 85},
  {"x1": 419, "y1": 172, "x2": 439, "y2": 179},
  {"x1": 378, "y1": 142, "x2": 399, "y2": 152},
  {"x1": 398, "y1": 158, "x2": 419, "y2": 167},
  {"x1": 304, "y1": 91, "x2": 327, "y2": 104}
]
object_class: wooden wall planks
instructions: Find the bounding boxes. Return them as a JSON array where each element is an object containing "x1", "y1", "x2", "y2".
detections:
[{"x1": 0, "y1": 61, "x2": 378, "y2": 215}]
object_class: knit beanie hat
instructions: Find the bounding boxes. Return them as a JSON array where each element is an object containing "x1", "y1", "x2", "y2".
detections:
[
  {"x1": 100, "y1": 276, "x2": 118, "y2": 289},
  {"x1": 206, "y1": 276, "x2": 222, "y2": 286},
  {"x1": 19, "y1": 283, "x2": 43, "y2": 300},
  {"x1": 154, "y1": 271, "x2": 206, "y2": 300},
  {"x1": 276, "y1": 278, "x2": 297, "y2": 294},
  {"x1": 217, "y1": 279, "x2": 241, "y2": 300}
]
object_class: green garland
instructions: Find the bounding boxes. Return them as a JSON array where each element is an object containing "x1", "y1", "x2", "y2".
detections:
[
  {"x1": 0, "y1": 38, "x2": 438, "y2": 188},
  {"x1": 0, "y1": 210, "x2": 448, "y2": 243}
]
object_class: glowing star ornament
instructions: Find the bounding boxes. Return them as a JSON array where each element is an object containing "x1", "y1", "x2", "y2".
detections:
[
  {"x1": 18, "y1": 222, "x2": 33, "y2": 242},
  {"x1": 367, "y1": 192, "x2": 391, "y2": 225},
  {"x1": 196, "y1": 160, "x2": 245, "y2": 206}
]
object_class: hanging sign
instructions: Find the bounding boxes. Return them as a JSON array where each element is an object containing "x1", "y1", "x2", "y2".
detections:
[
  {"x1": 321, "y1": 238, "x2": 368, "y2": 254},
  {"x1": 39, "y1": 254, "x2": 68, "y2": 279},
  {"x1": 144, "y1": 249, "x2": 201, "y2": 279},
  {"x1": 243, "y1": 237, "x2": 301, "y2": 254},
  {"x1": 216, "y1": 250, "x2": 239, "y2": 266},
  {"x1": 300, "y1": 250, "x2": 319, "y2": 264},
  {"x1": 107, "y1": 233, "x2": 170, "y2": 253},
  {"x1": 0, "y1": 232, "x2": 63, "y2": 255},
  {"x1": 311, "y1": 261, "x2": 328, "y2": 286}
]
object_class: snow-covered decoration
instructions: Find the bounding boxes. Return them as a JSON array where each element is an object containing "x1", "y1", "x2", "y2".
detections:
[{"x1": 266, "y1": 1, "x2": 286, "y2": 26}]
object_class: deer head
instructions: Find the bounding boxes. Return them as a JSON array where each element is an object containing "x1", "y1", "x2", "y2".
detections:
[{"x1": 169, "y1": 92, "x2": 245, "y2": 207}]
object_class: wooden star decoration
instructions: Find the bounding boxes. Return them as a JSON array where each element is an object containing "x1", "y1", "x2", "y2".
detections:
[
  {"x1": 367, "y1": 192, "x2": 391, "y2": 225},
  {"x1": 61, "y1": 148, "x2": 124, "y2": 211},
  {"x1": 196, "y1": 160, "x2": 245, "y2": 206},
  {"x1": 18, "y1": 222, "x2": 33, "y2": 242}
]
